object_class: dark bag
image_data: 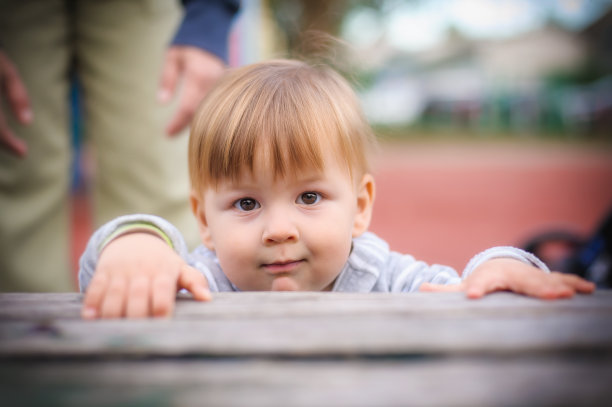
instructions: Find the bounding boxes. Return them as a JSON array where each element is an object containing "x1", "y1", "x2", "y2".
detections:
[{"x1": 523, "y1": 207, "x2": 612, "y2": 288}]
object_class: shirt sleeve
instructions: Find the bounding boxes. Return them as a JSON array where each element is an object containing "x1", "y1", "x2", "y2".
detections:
[
  {"x1": 172, "y1": 0, "x2": 241, "y2": 62},
  {"x1": 340, "y1": 232, "x2": 463, "y2": 292},
  {"x1": 387, "y1": 246, "x2": 548, "y2": 292},
  {"x1": 77, "y1": 214, "x2": 191, "y2": 293},
  {"x1": 389, "y1": 255, "x2": 462, "y2": 292},
  {"x1": 462, "y1": 246, "x2": 550, "y2": 279}
]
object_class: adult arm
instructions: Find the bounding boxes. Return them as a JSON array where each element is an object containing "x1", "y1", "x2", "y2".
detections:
[{"x1": 159, "y1": 0, "x2": 240, "y2": 135}]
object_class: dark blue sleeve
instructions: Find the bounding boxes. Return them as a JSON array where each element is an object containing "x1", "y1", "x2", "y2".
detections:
[{"x1": 172, "y1": 0, "x2": 241, "y2": 63}]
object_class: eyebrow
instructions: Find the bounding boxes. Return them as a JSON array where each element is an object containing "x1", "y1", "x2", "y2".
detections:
[{"x1": 220, "y1": 170, "x2": 328, "y2": 190}]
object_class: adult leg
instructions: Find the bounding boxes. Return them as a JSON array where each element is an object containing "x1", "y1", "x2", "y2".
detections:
[
  {"x1": 74, "y1": 0, "x2": 199, "y2": 248},
  {"x1": 0, "y1": 0, "x2": 74, "y2": 291}
]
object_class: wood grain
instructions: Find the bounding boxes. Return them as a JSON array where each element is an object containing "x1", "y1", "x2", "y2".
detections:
[
  {"x1": 1, "y1": 291, "x2": 611, "y2": 357},
  {"x1": 1, "y1": 291, "x2": 611, "y2": 406}
]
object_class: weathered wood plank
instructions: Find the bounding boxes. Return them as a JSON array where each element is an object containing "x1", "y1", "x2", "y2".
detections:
[
  {"x1": 1, "y1": 355, "x2": 611, "y2": 406},
  {"x1": 2, "y1": 291, "x2": 611, "y2": 320},
  {"x1": 1, "y1": 291, "x2": 611, "y2": 357}
]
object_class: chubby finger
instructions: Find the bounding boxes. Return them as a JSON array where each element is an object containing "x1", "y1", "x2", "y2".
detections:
[
  {"x1": 125, "y1": 275, "x2": 151, "y2": 318},
  {"x1": 555, "y1": 272, "x2": 596, "y2": 293},
  {"x1": 517, "y1": 273, "x2": 575, "y2": 300},
  {"x1": 464, "y1": 272, "x2": 498, "y2": 299},
  {"x1": 464, "y1": 274, "x2": 515, "y2": 299},
  {"x1": 81, "y1": 272, "x2": 109, "y2": 319},
  {"x1": 178, "y1": 264, "x2": 212, "y2": 301},
  {"x1": 151, "y1": 273, "x2": 177, "y2": 318},
  {"x1": 528, "y1": 283, "x2": 574, "y2": 300},
  {"x1": 100, "y1": 275, "x2": 128, "y2": 318},
  {"x1": 465, "y1": 283, "x2": 487, "y2": 299},
  {"x1": 419, "y1": 282, "x2": 464, "y2": 293},
  {"x1": 467, "y1": 271, "x2": 572, "y2": 300}
]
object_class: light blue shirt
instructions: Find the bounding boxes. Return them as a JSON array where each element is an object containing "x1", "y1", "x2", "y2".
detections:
[{"x1": 79, "y1": 214, "x2": 549, "y2": 293}]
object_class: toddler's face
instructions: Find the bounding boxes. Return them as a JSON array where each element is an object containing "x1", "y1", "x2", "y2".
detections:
[{"x1": 191, "y1": 151, "x2": 374, "y2": 291}]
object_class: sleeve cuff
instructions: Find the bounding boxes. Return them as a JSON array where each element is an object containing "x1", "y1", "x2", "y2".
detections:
[
  {"x1": 98, "y1": 222, "x2": 174, "y2": 254},
  {"x1": 462, "y1": 246, "x2": 550, "y2": 279},
  {"x1": 172, "y1": 0, "x2": 240, "y2": 62}
]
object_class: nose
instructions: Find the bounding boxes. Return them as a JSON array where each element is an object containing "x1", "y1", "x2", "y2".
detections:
[{"x1": 262, "y1": 208, "x2": 299, "y2": 244}]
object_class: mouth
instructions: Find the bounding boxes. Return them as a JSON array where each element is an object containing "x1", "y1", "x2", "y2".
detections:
[{"x1": 261, "y1": 259, "x2": 304, "y2": 274}]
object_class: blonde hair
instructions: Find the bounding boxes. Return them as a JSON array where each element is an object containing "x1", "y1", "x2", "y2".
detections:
[{"x1": 188, "y1": 59, "x2": 375, "y2": 194}]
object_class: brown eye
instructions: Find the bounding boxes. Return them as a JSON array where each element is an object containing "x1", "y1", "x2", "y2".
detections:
[
  {"x1": 297, "y1": 192, "x2": 320, "y2": 205},
  {"x1": 234, "y1": 198, "x2": 260, "y2": 211}
]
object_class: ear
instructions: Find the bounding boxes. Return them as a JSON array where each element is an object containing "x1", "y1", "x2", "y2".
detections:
[
  {"x1": 190, "y1": 190, "x2": 215, "y2": 251},
  {"x1": 352, "y1": 173, "x2": 375, "y2": 238}
]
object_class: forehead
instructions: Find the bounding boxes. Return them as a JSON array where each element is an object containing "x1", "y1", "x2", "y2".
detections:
[{"x1": 222, "y1": 142, "x2": 353, "y2": 188}]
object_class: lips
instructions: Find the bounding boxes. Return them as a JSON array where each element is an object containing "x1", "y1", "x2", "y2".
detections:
[{"x1": 261, "y1": 259, "x2": 304, "y2": 274}]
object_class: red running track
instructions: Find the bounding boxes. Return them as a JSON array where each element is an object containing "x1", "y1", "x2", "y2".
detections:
[{"x1": 369, "y1": 141, "x2": 612, "y2": 273}]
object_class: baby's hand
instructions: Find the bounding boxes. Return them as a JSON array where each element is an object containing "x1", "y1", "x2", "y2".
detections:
[
  {"x1": 420, "y1": 258, "x2": 595, "y2": 299},
  {"x1": 81, "y1": 233, "x2": 211, "y2": 319}
]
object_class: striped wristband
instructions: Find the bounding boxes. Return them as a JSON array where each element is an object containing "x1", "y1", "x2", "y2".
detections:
[{"x1": 98, "y1": 222, "x2": 174, "y2": 254}]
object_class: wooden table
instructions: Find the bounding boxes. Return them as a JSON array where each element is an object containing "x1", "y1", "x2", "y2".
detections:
[{"x1": 1, "y1": 291, "x2": 611, "y2": 406}]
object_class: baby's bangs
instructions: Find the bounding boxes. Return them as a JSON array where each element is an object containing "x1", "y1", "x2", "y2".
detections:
[
  {"x1": 189, "y1": 60, "x2": 372, "y2": 193},
  {"x1": 222, "y1": 75, "x2": 347, "y2": 184}
]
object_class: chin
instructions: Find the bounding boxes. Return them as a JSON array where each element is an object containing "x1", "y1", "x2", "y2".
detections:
[{"x1": 270, "y1": 276, "x2": 302, "y2": 291}]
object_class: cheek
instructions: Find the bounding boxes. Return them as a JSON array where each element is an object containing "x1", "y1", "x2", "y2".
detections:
[
  {"x1": 309, "y1": 231, "x2": 352, "y2": 289},
  {"x1": 211, "y1": 224, "x2": 257, "y2": 279},
  {"x1": 214, "y1": 229, "x2": 248, "y2": 258},
  {"x1": 319, "y1": 236, "x2": 352, "y2": 272},
  {"x1": 307, "y1": 210, "x2": 354, "y2": 264}
]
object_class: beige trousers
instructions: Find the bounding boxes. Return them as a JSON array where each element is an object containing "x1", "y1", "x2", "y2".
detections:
[{"x1": 0, "y1": 0, "x2": 199, "y2": 292}]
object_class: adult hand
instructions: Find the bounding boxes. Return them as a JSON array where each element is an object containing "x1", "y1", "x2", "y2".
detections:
[
  {"x1": 158, "y1": 46, "x2": 225, "y2": 136},
  {"x1": 0, "y1": 50, "x2": 31, "y2": 157}
]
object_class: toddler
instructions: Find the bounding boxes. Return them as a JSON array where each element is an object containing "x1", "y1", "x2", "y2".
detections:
[{"x1": 79, "y1": 60, "x2": 594, "y2": 319}]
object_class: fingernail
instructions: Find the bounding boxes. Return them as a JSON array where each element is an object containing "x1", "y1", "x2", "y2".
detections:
[
  {"x1": 198, "y1": 286, "x2": 212, "y2": 301},
  {"x1": 82, "y1": 307, "x2": 97, "y2": 319},
  {"x1": 466, "y1": 288, "x2": 483, "y2": 299},
  {"x1": 202, "y1": 288, "x2": 212, "y2": 299}
]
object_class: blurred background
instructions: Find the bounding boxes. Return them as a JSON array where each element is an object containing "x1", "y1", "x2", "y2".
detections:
[{"x1": 73, "y1": 0, "x2": 612, "y2": 275}]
